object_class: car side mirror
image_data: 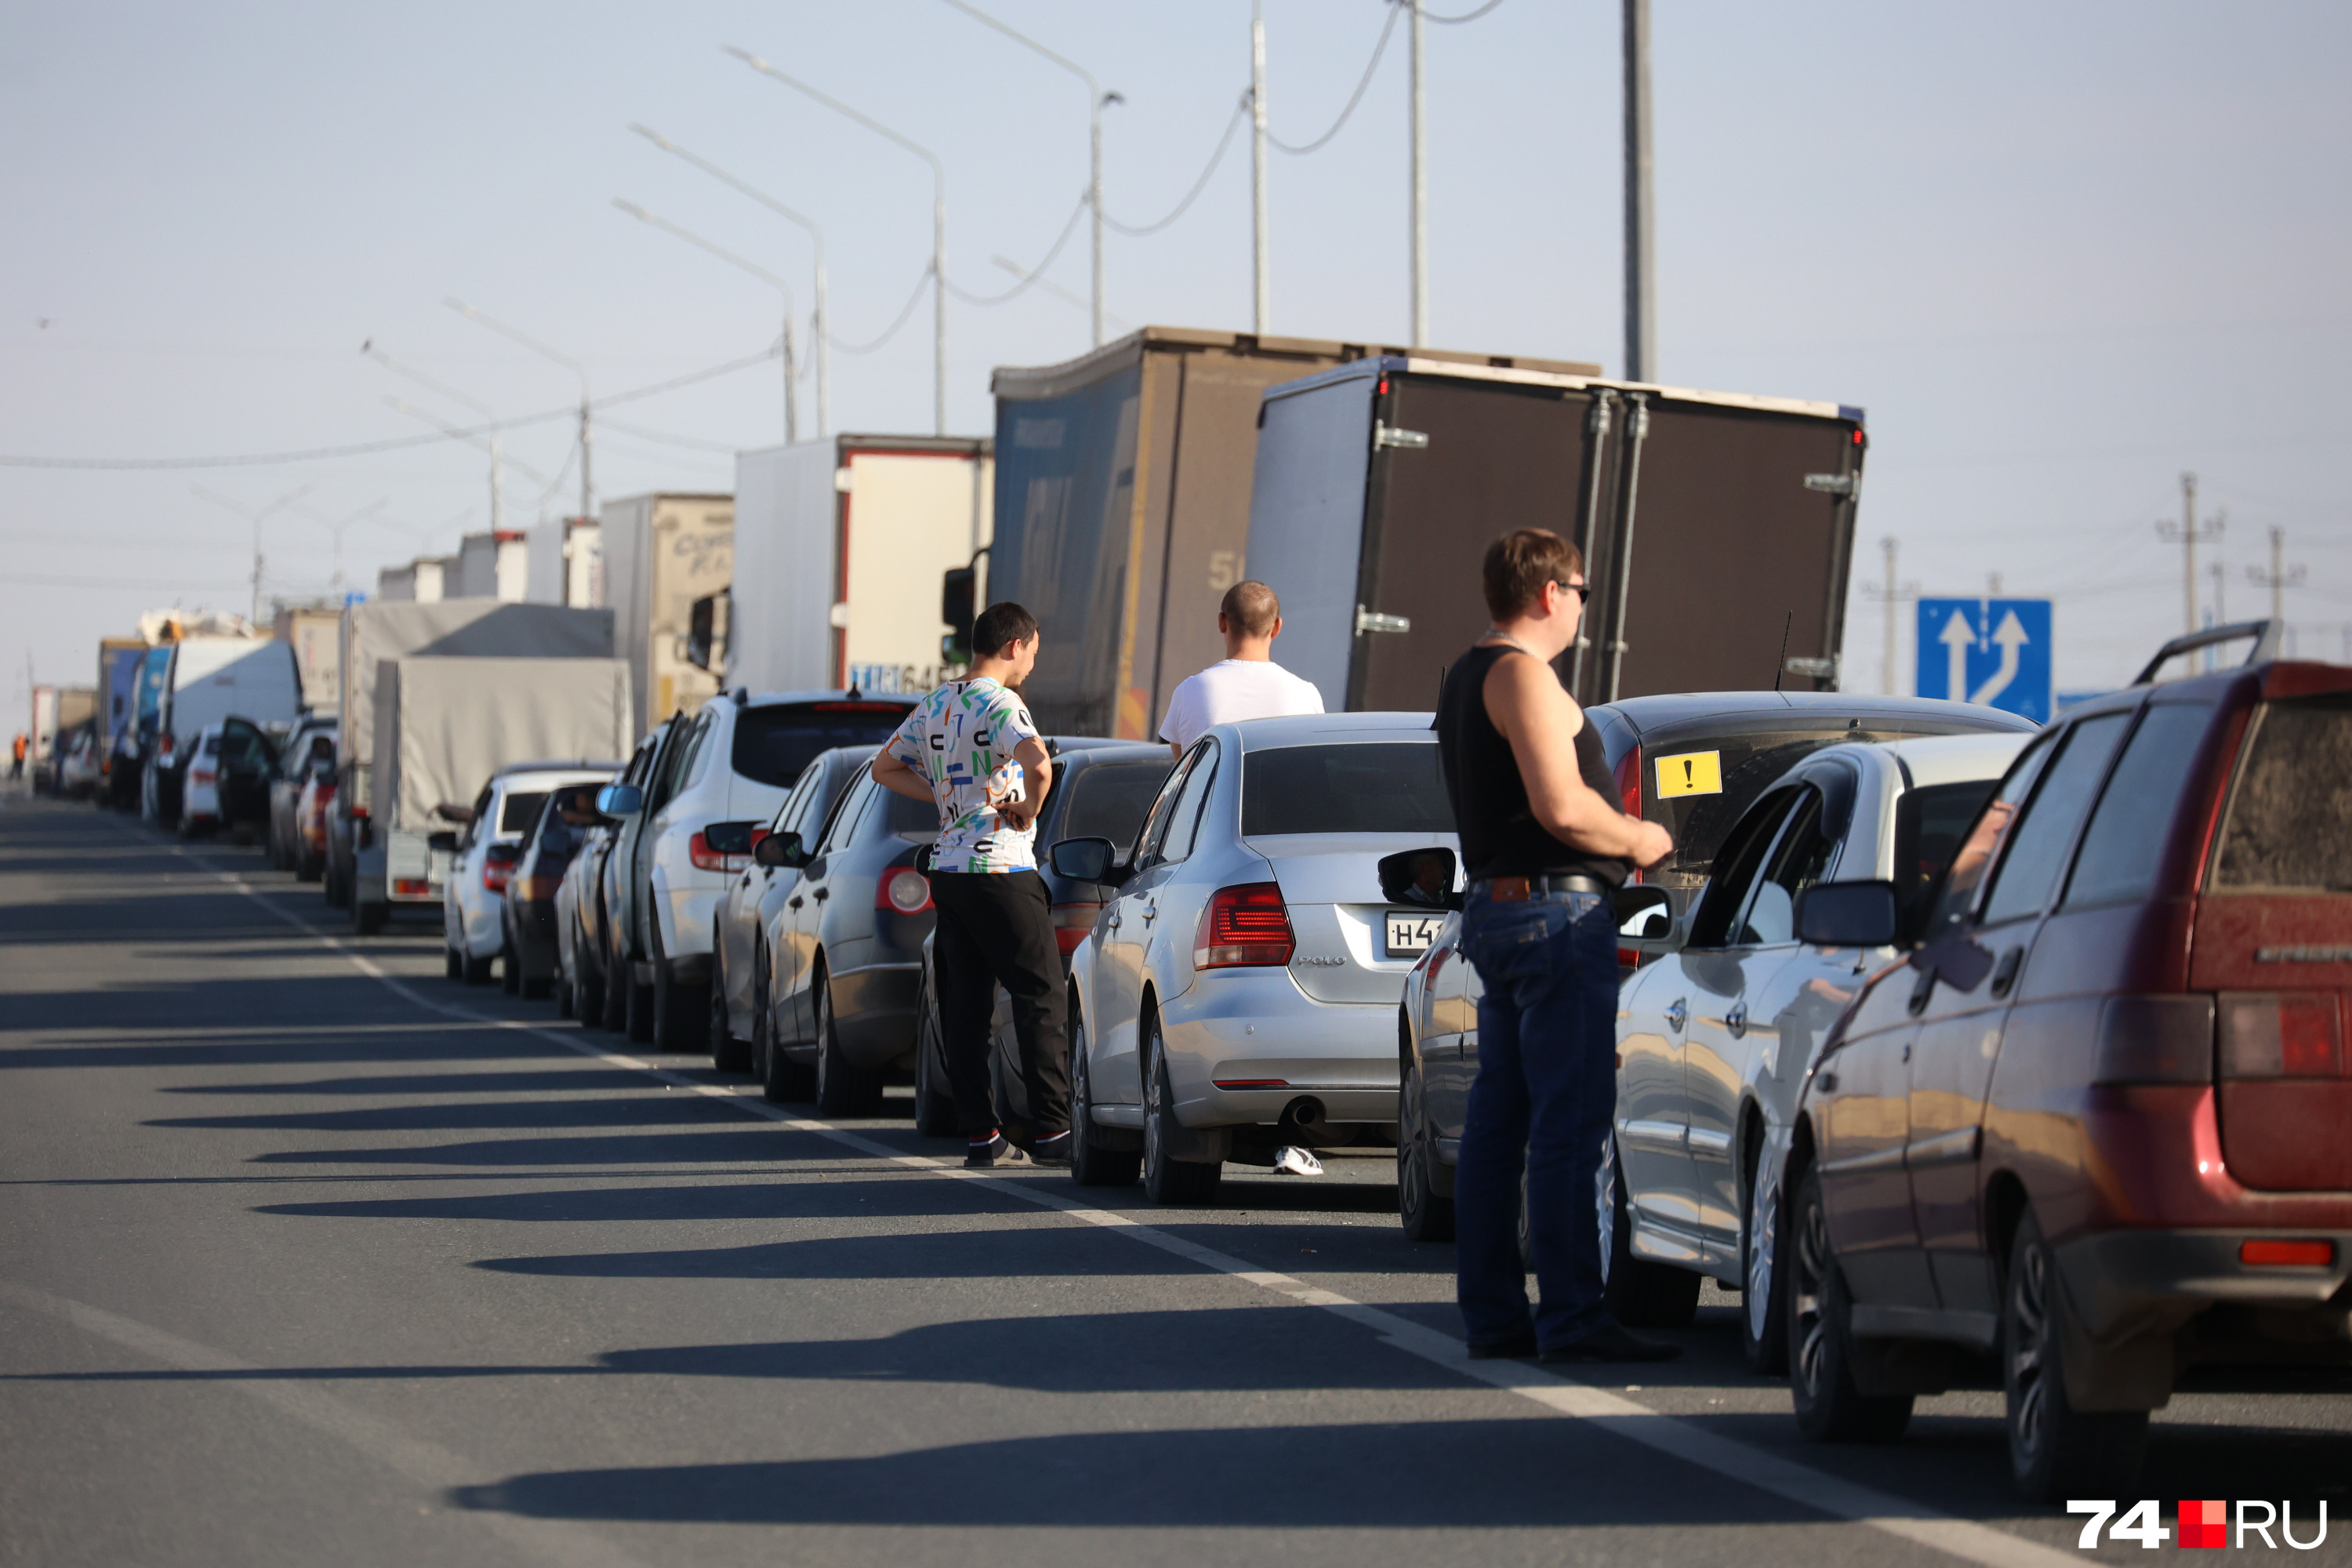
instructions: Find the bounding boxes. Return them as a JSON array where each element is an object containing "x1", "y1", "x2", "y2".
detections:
[
  {"x1": 1049, "y1": 836, "x2": 1123, "y2": 886},
  {"x1": 1613, "y1": 884, "x2": 1672, "y2": 938},
  {"x1": 1795, "y1": 881, "x2": 1901, "y2": 949},
  {"x1": 703, "y1": 819, "x2": 755, "y2": 857},
  {"x1": 753, "y1": 829, "x2": 807, "y2": 869},
  {"x1": 597, "y1": 782, "x2": 644, "y2": 817},
  {"x1": 1377, "y1": 846, "x2": 1461, "y2": 912},
  {"x1": 426, "y1": 831, "x2": 459, "y2": 854}
]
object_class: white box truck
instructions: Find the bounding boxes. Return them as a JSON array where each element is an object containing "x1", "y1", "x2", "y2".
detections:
[
  {"x1": 602, "y1": 493, "x2": 731, "y2": 736},
  {"x1": 452, "y1": 531, "x2": 529, "y2": 601},
  {"x1": 141, "y1": 634, "x2": 302, "y2": 822},
  {"x1": 731, "y1": 435, "x2": 990, "y2": 697},
  {"x1": 525, "y1": 517, "x2": 602, "y2": 608}
]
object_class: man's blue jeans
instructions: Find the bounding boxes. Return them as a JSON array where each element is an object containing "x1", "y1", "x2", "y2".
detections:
[{"x1": 1454, "y1": 883, "x2": 1617, "y2": 1350}]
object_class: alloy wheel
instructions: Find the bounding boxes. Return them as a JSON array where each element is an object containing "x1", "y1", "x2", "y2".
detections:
[
  {"x1": 1791, "y1": 1178, "x2": 1831, "y2": 1398},
  {"x1": 2009, "y1": 1238, "x2": 2052, "y2": 1464}
]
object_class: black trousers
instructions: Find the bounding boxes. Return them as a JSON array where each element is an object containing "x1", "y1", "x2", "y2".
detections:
[{"x1": 929, "y1": 869, "x2": 1070, "y2": 1139}]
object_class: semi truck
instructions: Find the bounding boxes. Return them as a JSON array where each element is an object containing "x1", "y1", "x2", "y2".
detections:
[
  {"x1": 452, "y1": 531, "x2": 529, "y2": 601},
  {"x1": 973, "y1": 326, "x2": 1598, "y2": 737},
  {"x1": 601, "y1": 493, "x2": 731, "y2": 738},
  {"x1": 731, "y1": 434, "x2": 991, "y2": 698},
  {"x1": 1244, "y1": 358, "x2": 1866, "y2": 710},
  {"x1": 331, "y1": 599, "x2": 617, "y2": 931}
]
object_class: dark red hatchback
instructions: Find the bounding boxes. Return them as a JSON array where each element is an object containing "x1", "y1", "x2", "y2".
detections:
[{"x1": 1777, "y1": 659, "x2": 2352, "y2": 1500}]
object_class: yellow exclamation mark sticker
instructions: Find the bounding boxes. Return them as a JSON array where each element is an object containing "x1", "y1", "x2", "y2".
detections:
[{"x1": 1653, "y1": 750, "x2": 1722, "y2": 799}]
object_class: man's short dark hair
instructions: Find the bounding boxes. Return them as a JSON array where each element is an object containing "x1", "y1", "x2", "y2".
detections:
[
  {"x1": 1219, "y1": 580, "x2": 1280, "y2": 638},
  {"x1": 971, "y1": 601, "x2": 1040, "y2": 659},
  {"x1": 1482, "y1": 529, "x2": 1584, "y2": 619}
]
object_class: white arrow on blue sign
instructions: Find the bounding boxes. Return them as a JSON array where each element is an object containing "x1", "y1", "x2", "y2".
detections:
[{"x1": 1915, "y1": 597, "x2": 2053, "y2": 722}]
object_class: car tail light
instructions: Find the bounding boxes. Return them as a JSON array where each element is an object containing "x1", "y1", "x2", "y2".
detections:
[
  {"x1": 1194, "y1": 882, "x2": 1294, "y2": 969},
  {"x1": 1613, "y1": 744, "x2": 1642, "y2": 820},
  {"x1": 1051, "y1": 901, "x2": 1102, "y2": 955},
  {"x1": 2241, "y1": 1240, "x2": 2335, "y2": 1267},
  {"x1": 880, "y1": 866, "x2": 932, "y2": 913},
  {"x1": 2091, "y1": 995, "x2": 2218, "y2": 1085},
  {"x1": 190, "y1": 769, "x2": 215, "y2": 786},
  {"x1": 483, "y1": 862, "x2": 511, "y2": 894},
  {"x1": 394, "y1": 877, "x2": 431, "y2": 897},
  {"x1": 688, "y1": 830, "x2": 748, "y2": 873},
  {"x1": 2219, "y1": 993, "x2": 2347, "y2": 1079}
]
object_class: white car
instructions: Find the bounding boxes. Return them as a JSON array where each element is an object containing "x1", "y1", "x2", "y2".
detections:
[
  {"x1": 1053, "y1": 712, "x2": 1459, "y2": 1204},
  {"x1": 604, "y1": 691, "x2": 914, "y2": 1050},
  {"x1": 176, "y1": 718, "x2": 278, "y2": 838},
  {"x1": 441, "y1": 762, "x2": 619, "y2": 982}
]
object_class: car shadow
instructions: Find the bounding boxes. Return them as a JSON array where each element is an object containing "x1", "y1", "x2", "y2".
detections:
[{"x1": 259, "y1": 1174, "x2": 1038, "y2": 1225}]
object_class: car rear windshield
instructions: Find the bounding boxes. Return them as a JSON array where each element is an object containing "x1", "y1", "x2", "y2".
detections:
[
  {"x1": 2216, "y1": 692, "x2": 2352, "y2": 891},
  {"x1": 732, "y1": 702, "x2": 913, "y2": 790},
  {"x1": 499, "y1": 791, "x2": 549, "y2": 834},
  {"x1": 1058, "y1": 760, "x2": 1172, "y2": 853},
  {"x1": 1242, "y1": 742, "x2": 1456, "y2": 837}
]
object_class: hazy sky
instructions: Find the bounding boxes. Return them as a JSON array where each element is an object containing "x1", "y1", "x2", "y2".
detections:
[{"x1": 5, "y1": 1, "x2": 2348, "y2": 710}]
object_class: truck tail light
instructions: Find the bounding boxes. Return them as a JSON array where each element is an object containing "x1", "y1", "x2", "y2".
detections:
[
  {"x1": 688, "y1": 831, "x2": 748, "y2": 873},
  {"x1": 2241, "y1": 1240, "x2": 2335, "y2": 1267},
  {"x1": 2219, "y1": 993, "x2": 2347, "y2": 1079},
  {"x1": 880, "y1": 866, "x2": 931, "y2": 914},
  {"x1": 190, "y1": 769, "x2": 215, "y2": 786},
  {"x1": 1051, "y1": 901, "x2": 1102, "y2": 955},
  {"x1": 1195, "y1": 882, "x2": 1294, "y2": 970},
  {"x1": 394, "y1": 877, "x2": 431, "y2": 897}
]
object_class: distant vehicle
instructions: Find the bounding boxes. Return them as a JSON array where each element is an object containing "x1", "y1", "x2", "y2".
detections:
[
  {"x1": 500, "y1": 779, "x2": 611, "y2": 1001},
  {"x1": 1396, "y1": 691, "x2": 2036, "y2": 1243},
  {"x1": 601, "y1": 492, "x2": 731, "y2": 737},
  {"x1": 293, "y1": 760, "x2": 336, "y2": 882},
  {"x1": 176, "y1": 718, "x2": 280, "y2": 839},
  {"x1": 58, "y1": 723, "x2": 102, "y2": 800},
  {"x1": 1054, "y1": 712, "x2": 1461, "y2": 1203},
  {"x1": 96, "y1": 637, "x2": 145, "y2": 798},
  {"x1": 589, "y1": 719, "x2": 677, "y2": 1036},
  {"x1": 437, "y1": 762, "x2": 621, "y2": 981},
  {"x1": 600, "y1": 691, "x2": 916, "y2": 1051},
  {"x1": 144, "y1": 637, "x2": 299, "y2": 828},
  {"x1": 268, "y1": 717, "x2": 337, "y2": 872},
  {"x1": 1780, "y1": 655, "x2": 2352, "y2": 1501},
  {"x1": 907, "y1": 740, "x2": 1174, "y2": 1138},
  {"x1": 112, "y1": 646, "x2": 172, "y2": 813}
]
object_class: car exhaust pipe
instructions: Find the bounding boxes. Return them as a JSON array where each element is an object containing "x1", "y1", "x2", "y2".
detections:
[{"x1": 1279, "y1": 1096, "x2": 1329, "y2": 1137}]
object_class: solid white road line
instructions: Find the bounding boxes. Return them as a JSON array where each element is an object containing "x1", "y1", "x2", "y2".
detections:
[{"x1": 190, "y1": 848, "x2": 2073, "y2": 1568}]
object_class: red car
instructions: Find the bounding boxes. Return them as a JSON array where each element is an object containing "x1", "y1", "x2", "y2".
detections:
[{"x1": 1779, "y1": 654, "x2": 2351, "y2": 1500}]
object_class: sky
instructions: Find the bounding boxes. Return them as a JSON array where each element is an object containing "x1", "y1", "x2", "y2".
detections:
[{"x1": 5, "y1": 0, "x2": 2349, "y2": 715}]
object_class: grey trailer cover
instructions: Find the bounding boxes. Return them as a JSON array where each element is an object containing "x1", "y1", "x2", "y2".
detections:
[
  {"x1": 340, "y1": 601, "x2": 615, "y2": 769},
  {"x1": 375, "y1": 656, "x2": 633, "y2": 832}
]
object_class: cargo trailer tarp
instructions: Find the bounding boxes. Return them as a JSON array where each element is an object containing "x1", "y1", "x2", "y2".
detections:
[
  {"x1": 340, "y1": 601, "x2": 614, "y2": 770},
  {"x1": 374, "y1": 656, "x2": 632, "y2": 833}
]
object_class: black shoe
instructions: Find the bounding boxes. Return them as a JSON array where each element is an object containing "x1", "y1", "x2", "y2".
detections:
[
  {"x1": 1537, "y1": 1321, "x2": 1682, "y2": 1363},
  {"x1": 964, "y1": 1134, "x2": 1032, "y2": 1169},
  {"x1": 1466, "y1": 1332, "x2": 1537, "y2": 1361},
  {"x1": 1031, "y1": 1130, "x2": 1073, "y2": 1168}
]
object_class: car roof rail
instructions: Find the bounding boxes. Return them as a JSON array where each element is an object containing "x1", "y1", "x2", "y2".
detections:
[{"x1": 2131, "y1": 619, "x2": 2281, "y2": 687}]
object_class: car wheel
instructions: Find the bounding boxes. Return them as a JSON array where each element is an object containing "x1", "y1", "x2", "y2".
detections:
[
  {"x1": 554, "y1": 963, "x2": 575, "y2": 1018},
  {"x1": 1069, "y1": 1000, "x2": 1140, "y2": 1187},
  {"x1": 445, "y1": 943, "x2": 463, "y2": 982},
  {"x1": 296, "y1": 852, "x2": 322, "y2": 884},
  {"x1": 460, "y1": 941, "x2": 493, "y2": 986},
  {"x1": 574, "y1": 941, "x2": 603, "y2": 1029},
  {"x1": 650, "y1": 923, "x2": 685, "y2": 1050},
  {"x1": 601, "y1": 924, "x2": 631, "y2": 1035},
  {"x1": 354, "y1": 899, "x2": 386, "y2": 937},
  {"x1": 1741, "y1": 1151, "x2": 1789, "y2": 1374},
  {"x1": 812, "y1": 967, "x2": 884, "y2": 1117},
  {"x1": 1399, "y1": 1036, "x2": 1454, "y2": 1242},
  {"x1": 1788, "y1": 1162, "x2": 1913, "y2": 1443},
  {"x1": 2004, "y1": 1207, "x2": 2147, "y2": 1502},
  {"x1": 1598, "y1": 1133, "x2": 1702, "y2": 1327},
  {"x1": 1142, "y1": 1015, "x2": 1220, "y2": 1206},
  {"x1": 710, "y1": 937, "x2": 750, "y2": 1073},
  {"x1": 911, "y1": 968, "x2": 958, "y2": 1137},
  {"x1": 500, "y1": 933, "x2": 522, "y2": 996},
  {"x1": 757, "y1": 949, "x2": 815, "y2": 1103}
]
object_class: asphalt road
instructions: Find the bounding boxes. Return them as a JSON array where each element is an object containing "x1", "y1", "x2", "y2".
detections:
[{"x1": 3, "y1": 793, "x2": 2347, "y2": 1568}]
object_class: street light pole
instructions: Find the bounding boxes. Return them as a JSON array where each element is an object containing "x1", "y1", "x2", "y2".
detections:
[
  {"x1": 192, "y1": 481, "x2": 314, "y2": 624},
  {"x1": 1408, "y1": 0, "x2": 1428, "y2": 347},
  {"x1": 1251, "y1": 3, "x2": 1271, "y2": 335},
  {"x1": 1622, "y1": 0, "x2": 1656, "y2": 382},
  {"x1": 631, "y1": 124, "x2": 831, "y2": 440},
  {"x1": 728, "y1": 45, "x2": 949, "y2": 435},
  {"x1": 445, "y1": 299, "x2": 593, "y2": 524},
  {"x1": 615, "y1": 198, "x2": 800, "y2": 443},
  {"x1": 362, "y1": 341, "x2": 508, "y2": 532},
  {"x1": 2154, "y1": 471, "x2": 2224, "y2": 638},
  {"x1": 938, "y1": 1, "x2": 1116, "y2": 349}
]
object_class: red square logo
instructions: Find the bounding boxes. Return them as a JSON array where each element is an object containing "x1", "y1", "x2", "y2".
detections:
[{"x1": 2180, "y1": 1500, "x2": 2228, "y2": 1549}]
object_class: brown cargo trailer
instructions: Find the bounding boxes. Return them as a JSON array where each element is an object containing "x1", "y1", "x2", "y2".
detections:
[
  {"x1": 1244, "y1": 357, "x2": 1865, "y2": 710},
  {"x1": 976, "y1": 327, "x2": 1600, "y2": 738}
]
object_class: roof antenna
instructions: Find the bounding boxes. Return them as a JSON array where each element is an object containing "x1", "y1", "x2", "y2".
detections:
[{"x1": 1773, "y1": 612, "x2": 1793, "y2": 692}]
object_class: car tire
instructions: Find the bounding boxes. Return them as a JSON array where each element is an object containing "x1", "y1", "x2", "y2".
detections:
[
  {"x1": 600, "y1": 924, "x2": 630, "y2": 1035},
  {"x1": 1142, "y1": 1017, "x2": 1220, "y2": 1206},
  {"x1": 649, "y1": 920, "x2": 695, "y2": 1051},
  {"x1": 575, "y1": 946, "x2": 604, "y2": 1029},
  {"x1": 445, "y1": 944, "x2": 463, "y2": 982},
  {"x1": 1740, "y1": 1150, "x2": 1790, "y2": 1375},
  {"x1": 1598, "y1": 1133, "x2": 1703, "y2": 1327},
  {"x1": 1399, "y1": 1027, "x2": 1454, "y2": 1242},
  {"x1": 2003, "y1": 1207, "x2": 2147, "y2": 1502},
  {"x1": 555, "y1": 965, "x2": 575, "y2": 1018},
  {"x1": 710, "y1": 938, "x2": 750, "y2": 1073},
  {"x1": 296, "y1": 853, "x2": 323, "y2": 884},
  {"x1": 461, "y1": 944, "x2": 492, "y2": 986},
  {"x1": 812, "y1": 967, "x2": 884, "y2": 1117},
  {"x1": 1788, "y1": 1163, "x2": 1914, "y2": 1443},
  {"x1": 911, "y1": 969, "x2": 958, "y2": 1137},
  {"x1": 756, "y1": 949, "x2": 815, "y2": 1103},
  {"x1": 354, "y1": 899, "x2": 386, "y2": 937},
  {"x1": 1069, "y1": 1000, "x2": 1140, "y2": 1188},
  {"x1": 500, "y1": 933, "x2": 523, "y2": 996}
]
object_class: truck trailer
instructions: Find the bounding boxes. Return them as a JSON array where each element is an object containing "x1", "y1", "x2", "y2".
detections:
[
  {"x1": 601, "y1": 493, "x2": 731, "y2": 738},
  {"x1": 273, "y1": 605, "x2": 343, "y2": 713},
  {"x1": 1244, "y1": 358, "x2": 1866, "y2": 710},
  {"x1": 731, "y1": 434, "x2": 991, "y2": 699},
  {"x1": 978, "y1": 326, "x2": 1598, "y2": 738},
  {"x1": 524, "y1": 517, "x2": 602, "y2": 608}
]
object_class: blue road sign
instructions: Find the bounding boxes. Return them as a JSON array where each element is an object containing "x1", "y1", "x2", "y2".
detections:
[{"x1": 1915, "y1": 597, "x2": 2053, "y2": 722}]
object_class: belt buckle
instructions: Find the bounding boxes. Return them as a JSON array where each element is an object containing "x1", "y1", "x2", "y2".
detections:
[{"x1": 1490, "y1": 876, "x2": 1530, "y2": 903}]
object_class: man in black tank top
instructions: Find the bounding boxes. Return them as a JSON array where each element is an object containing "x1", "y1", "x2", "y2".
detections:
[{"x1": 1434, "y1": 528, "x2": 1678, "y2": 1363}]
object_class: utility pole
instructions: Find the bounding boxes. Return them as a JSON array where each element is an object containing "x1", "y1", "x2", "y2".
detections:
[
  {"x1": 2246, "y1": 524, "x2": 2307, "y2": 627},
  {"x1": 1408, "y1": 0, "x2": 1428, "y2": 347},
  {"x1": 1622, "y1": 0, "x2": 1656, "y2": 382},
  {"x1": 2154, "y1": 471, "x2": 2223, "y2": 637},
  {"x1": 1867, "y1": 535, "x2": 1918, "y2": 695},
  {"x1": 1251, "y1": 3, "x2": 1271, "y2": 335}
]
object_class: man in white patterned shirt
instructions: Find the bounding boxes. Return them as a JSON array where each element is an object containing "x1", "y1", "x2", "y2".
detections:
[{"x1": 872, "y1": 601, "x2": 1069, "y2": 1168}]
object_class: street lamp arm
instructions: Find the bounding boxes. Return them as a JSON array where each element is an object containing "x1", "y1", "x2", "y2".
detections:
[
  {"x1": 612, "y1": 199, "x2": 795, "y2": 303},
  {"x1": 382, "y1": 398, "x2": 554, "y2": 485},
  {"x1": 361, "y1": 343, "x2": 498, "y2": 421},
  {"x1": 937, "y1": 0, "x2": 1103, "y2": 100},
  {"x1": 627, "y1": 125, "x2": 827, "y2": 256},
  {"x1": 723, "y1": 46, "x2": 945, "y2": 193},
  {"x1": 442, "y1": 299, "x2": 589, "y2": 387}
]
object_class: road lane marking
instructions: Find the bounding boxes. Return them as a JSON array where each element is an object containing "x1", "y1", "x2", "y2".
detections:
[
  {"x1": 187, "y1": 848, "x2": 2073, "y2": 1568},
  {"x1": 0, "y1": 1280, "x2": 650, "y2": 1568}
]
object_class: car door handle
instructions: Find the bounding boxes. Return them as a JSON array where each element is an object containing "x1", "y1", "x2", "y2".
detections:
[
  {"x1": 1990, "y1": 945, "x2": 2024, "y2": 999},
  {"x1": 1900, "y1": 1042, "x2": 1912, "y2": 1064},
  {"x1": 788, "y1": 897, "x2": 804, "y2": 909},
  {"x1": 812, "y1": 888, "x2": 829, "y2": 902},
  {"x1": 1106, "y1": 913, "x2": 1122, "y2": 930},
  {"x1": 1665, "y1": 998, "x2": 1687, "y2": 1033},
  {"x1": 1142, "y1": 904, "x2": 1156, "y2": 922},
  {"x1": 1726, "y1": 1001, "x2": 1748, "y2": 1038}
]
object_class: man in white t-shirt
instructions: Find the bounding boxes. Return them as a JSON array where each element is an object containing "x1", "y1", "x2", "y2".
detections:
[{"x1": 1158, "y1": 580, "x2": 1325, "y2": 756}]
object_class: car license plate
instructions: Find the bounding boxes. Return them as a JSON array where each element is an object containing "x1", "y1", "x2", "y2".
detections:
[{"x1": 1385, "y1": 910, "x2": 1444, "y2": 959}]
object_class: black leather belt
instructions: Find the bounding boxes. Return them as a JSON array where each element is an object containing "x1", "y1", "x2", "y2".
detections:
[{"x1": 1478, "y1": 873, "x2": 1611, "y2": 902}]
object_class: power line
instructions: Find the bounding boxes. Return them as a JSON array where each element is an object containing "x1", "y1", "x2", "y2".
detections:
[
  {"x1": 1426, "y1": 0, "x2": 1507, "y2": 19},
  {"x1": 1267, "y1": 2, "x2": 1403, "y2": 155},
  {"x1": 828, "y1": 265, "x2": 936, "y2": 357},
  {"x1": 944, "y1": 194, "x2": 1092, "y2": 303},
  {"x1": 1102, "y1": 102, "x2": 1248, "y2": 235}
]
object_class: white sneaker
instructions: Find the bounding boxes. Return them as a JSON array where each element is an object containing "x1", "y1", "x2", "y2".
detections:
[{"x1": 1272, "y1": 1145, "x2": 1323, "y2": 1176}]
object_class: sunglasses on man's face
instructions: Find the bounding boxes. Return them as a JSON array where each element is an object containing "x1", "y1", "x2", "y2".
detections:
[{"x1": 1557, "y1": 579, "x2": 1592, "y2": 604}]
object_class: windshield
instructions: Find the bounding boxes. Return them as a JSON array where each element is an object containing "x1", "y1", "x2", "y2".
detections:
[
  {"x1": 1242, "y1": 742, "x2": 1456, "y2": 837},
  {"x1": 732, "y1": 702, "x2": 914, "y2": 790}
]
